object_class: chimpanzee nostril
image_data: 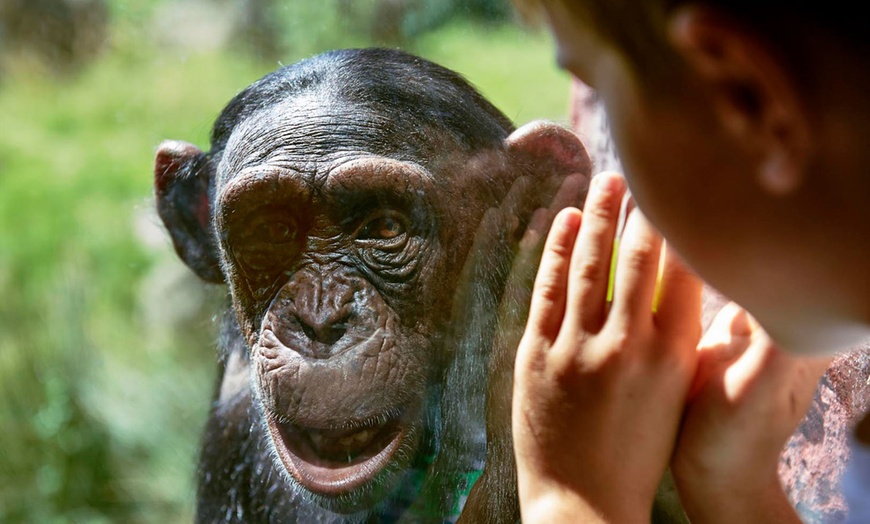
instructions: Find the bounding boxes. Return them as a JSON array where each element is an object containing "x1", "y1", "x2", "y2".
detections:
[
  {"x1": 271, "y1": 269, "x2": 362, "y2": 357},
  {"x1": 299, "y1": 320, "x2": 348, "y2": 346}
]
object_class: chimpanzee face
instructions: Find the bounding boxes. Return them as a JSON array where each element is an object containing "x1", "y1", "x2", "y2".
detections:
[
  {"x1": 215, "y1": 124, "x2": 453, "y2": 508},
  {"x1": 154, "y1": 48, "x2": 591, "y2": 518}
]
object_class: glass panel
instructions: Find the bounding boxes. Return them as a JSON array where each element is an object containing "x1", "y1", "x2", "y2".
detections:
[{"x1": 2, "y1": 2, "x2": 866, "y2": 523}]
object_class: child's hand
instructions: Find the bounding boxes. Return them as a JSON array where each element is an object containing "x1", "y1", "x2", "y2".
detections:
[
  {"x1": 671, "y1": 303, "x2": 830, "y2": 523},
  {"x1": 512, "y1": 172, "x2": 703, "y2": 523}
]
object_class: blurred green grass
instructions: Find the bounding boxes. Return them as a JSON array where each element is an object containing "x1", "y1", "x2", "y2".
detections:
[{"x1": 0, "y1": 7, "x2": 568, "y2": 522}]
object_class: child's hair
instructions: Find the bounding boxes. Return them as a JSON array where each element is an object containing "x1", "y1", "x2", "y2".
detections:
[{"x1": 514, "y1": 0, "x2": 867, "y2": 86}]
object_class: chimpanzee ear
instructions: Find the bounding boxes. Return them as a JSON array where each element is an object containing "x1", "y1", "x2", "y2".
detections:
[
  {"x1": 154, "y1": 140, "x2": 225, "y2": 283},
  {"x1": 505, "y1": 120, "x2": 593, "y2": 188}
]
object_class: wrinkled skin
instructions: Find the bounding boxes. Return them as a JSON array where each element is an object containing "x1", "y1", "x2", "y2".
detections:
[{"x1": 155, "y1": 48, "x2": 593, "y2": 522}]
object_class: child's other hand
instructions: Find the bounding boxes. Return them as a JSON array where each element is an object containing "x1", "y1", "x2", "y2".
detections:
[
  {"x1": 672, "y1": 303, "x2": 830, "y2": 523},
  {"x1": 512, "y1": 172, "x2": 703, "y2": 523}
]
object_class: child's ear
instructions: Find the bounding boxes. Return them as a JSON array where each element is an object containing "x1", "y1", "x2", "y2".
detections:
[
  {"x1": 154, "y1": 140, "x2": 225, "y2": 283},
  {"x1": 667, "y1": 6, "x2": 814, "y2": 195}
]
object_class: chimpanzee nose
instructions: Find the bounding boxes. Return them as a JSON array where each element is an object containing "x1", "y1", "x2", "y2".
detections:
[
  {"x1": 269, "y1": 300, "x2": 354, "y2": 359},
  {"x1": 269, "y1": 268, "x2": 361, "y2": 358},
  {"x1": 297, "y1": 313, "x2": 348, "y2": 346}
]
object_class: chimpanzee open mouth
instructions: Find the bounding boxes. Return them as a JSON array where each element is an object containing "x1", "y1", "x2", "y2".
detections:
[{"x1": 266, "y1": 413, "x2": 407, "y2": 496}]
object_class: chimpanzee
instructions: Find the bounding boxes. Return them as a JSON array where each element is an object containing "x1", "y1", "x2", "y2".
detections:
[{"x1": 154, "y1": 48, "x2": 593, "y2": 522}]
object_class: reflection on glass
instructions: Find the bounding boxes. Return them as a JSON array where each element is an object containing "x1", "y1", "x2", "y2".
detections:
[
  {"x1": 3, "y1": 2, "x2": 866, "y2": 523},
  {"x1": 0, "y1": 1, "x2": 568, "y2": 521}
]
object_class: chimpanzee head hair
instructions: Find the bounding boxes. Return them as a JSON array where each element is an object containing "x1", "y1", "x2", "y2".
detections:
[{"x1": 210, "y1": 48, "x2": 515, "y2": 161}]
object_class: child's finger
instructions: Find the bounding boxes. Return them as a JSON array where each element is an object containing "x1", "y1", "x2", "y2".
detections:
[
  {"x1": 739, "y1": 317, "x2": 832, "y2": 402},
  {"x1": 565, "y1": 172, "x2": 626, "y2": 333},
  {"x1": 609, "y1": 209, "x2": 663, "y2": 331},
  {"x1": 496, "y1": 175, "x2": 536, "y2": 223},
  {"x1": 549, "y1": 173, "x2": 589, "y2": 214},
  {"x1": 653, "y1": 245, "x2": 703, "y2": 344},
  {"x1": 687, "y1": 302, "x2": 753, "y2": 396},
  {"x1": 703, "y1": 302, "x2": 752, "y2": 342},
  {"x1": 504, "y1": 207, "x2": 551, "y2": 327},
  {"x1": 525, "y1": 207, "x2": 583, "y2": 342}
]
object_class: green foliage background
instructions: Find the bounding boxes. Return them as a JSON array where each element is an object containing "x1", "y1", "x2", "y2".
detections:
[{"x1": 0, "y1": 1, "x2": 570, "y2": 521}]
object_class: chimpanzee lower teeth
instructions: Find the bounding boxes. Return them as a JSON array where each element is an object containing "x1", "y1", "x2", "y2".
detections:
[
  {"x1": 338, "y1": 429, "x2": 374, "y2": 447},
  {"x1": 307, "y1": 427, "x2": 379, "y2": 458}
]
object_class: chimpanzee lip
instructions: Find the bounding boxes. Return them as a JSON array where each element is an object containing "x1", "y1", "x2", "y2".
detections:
[{"x1": 266, "y1": 412, "x2": 406, "y2": 497}]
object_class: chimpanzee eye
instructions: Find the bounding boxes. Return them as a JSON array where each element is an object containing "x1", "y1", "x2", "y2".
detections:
[
  {"x1": 254, "y1": 220, "x2": 296, "y2": 244},
  {"x1": 232, "y1": 213, "x2": 299, "y2": 271},
  {"x1": 358, "y1": 212, "x2": 407, "y2": 241}
]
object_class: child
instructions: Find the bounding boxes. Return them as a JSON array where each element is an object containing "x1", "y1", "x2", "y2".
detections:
[{"x1": 510, "y1": 1, "x2": 870, "y2": 522}]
